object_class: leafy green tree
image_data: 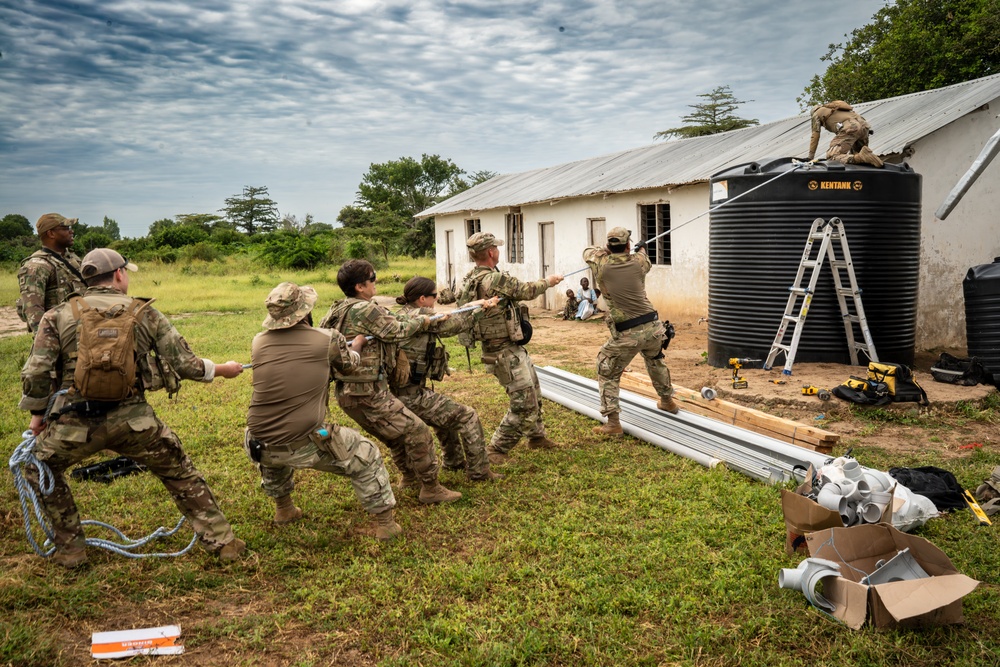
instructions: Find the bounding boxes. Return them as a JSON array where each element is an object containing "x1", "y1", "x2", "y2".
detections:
[
  {"x1": 353, "y1": 154, "x2": 467, "y2": 256},
  {"x1": 175, "y1": 213, "x2": 225, "y2": 231},
  {"x1": 102, "y1": 216, "x2": 121, "y2": 241},
  {"x1": 0, "y1": 213, "x2": 32, "y2": 239},
  {"x1": 800, "y1": 0, "x2": 1000, "y2": 107},
  {"x1": 153, "y1": 225, "x2": 209, "y2": 249},
  {"x1": 449, "y1": 170, "x2": 498, "y2": 197},
  {"x1": 221, "y1": 186, "x2": 280, "y2": 235},
  {"x1": 654, "y1": 86, "x2": 759, "y2": 140}
]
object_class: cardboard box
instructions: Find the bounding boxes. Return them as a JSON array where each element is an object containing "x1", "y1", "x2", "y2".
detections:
[
  {"x1": 804, "y1": 524, "x2": 980, "y2": 629},
  {"x1": 780, "y1": 473, "x2": 894, "y2": 556}
]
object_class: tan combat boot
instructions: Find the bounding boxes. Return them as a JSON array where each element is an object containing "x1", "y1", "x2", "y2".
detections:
[
  {"x1": 593, "y1": 412, "x2": 624, "y2": 435},
  {"x1": 372, "y1": 508, "x2": 403, "y2": 541},
  {"x1": 469, "y1": 468, "x2": 504, "y2": 482},
  {"x1": 526, "y1": 436, "x2": 559, "y2": 450},
  {"x1": 418, "y1": 481, "x2": 462, "y2": 505},
  {"x1": 273, "y1": 494, "x2": 303, "y2": 525},
  {"x1": 852, "y1": 145, "x2": 884, "y2": 167},
  {"x1": 218, "y1": 538, "x2": 247, "y2": 562},
  {"x1": 657, "y1": 397, "x2": 680, "y2": 414},
  {"x1": 486, "y1": 447, "x2": 510, "y2": 466},
  {"x1": 51, "y1": 545, "x2": 88, "y2": 569}
]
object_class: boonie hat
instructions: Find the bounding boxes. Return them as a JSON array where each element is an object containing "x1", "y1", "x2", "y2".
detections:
[
  {"x1": 36, "y1": 213, "x2": 78, "y2": 235},
  {"x1": 263, "y1": 282, "x2": 317, "y2": 330},
  {"x1": 607, "y1": 227, "x2": 632, "y2": 244},
  {"x1": 467, "y1": 232, "x2": 504, "y2": 253},
  {"x1": 80, "y1": 248, "x2": 138, "y2": 279}
]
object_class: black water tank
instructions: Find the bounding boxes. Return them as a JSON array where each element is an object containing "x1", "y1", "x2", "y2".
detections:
[
  {"x1": 964, "y1": 258, "x2": 1000, "y2": 386},
  {"x1": 707, "y1": 157, "x2": 921, "y2": 368}
]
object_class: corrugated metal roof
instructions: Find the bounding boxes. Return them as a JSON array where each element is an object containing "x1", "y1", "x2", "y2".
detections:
[{"x1": 418, "y1": 73, "x2": 1000, "y2": 219}]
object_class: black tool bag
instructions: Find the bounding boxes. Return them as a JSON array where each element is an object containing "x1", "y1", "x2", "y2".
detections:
[
  {"x1": 930, "y1": 352, "x2": 986, "y2": 386},
  {"x1": 831, "y1": 376, "x2": 891, "y2": 405}
]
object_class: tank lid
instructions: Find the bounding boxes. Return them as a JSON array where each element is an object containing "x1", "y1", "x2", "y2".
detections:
[{"x1": 710, "y1": 157, "x2": 914, "y2": 181}]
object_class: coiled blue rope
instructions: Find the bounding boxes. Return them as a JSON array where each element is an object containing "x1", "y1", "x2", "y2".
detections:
[{"x1": 9, "y1": 402, "x2": 198, "y2": 560}]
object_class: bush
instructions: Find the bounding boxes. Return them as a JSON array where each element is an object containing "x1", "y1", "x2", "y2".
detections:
[
  {"x1": 181, "y1": 242, "x2": 221, "y2": 263},
  {"x1": 256, "y1": 232, "x2": 328, "y2": 269},
  {"x1": 153, "y1": 225, "x2": 209, "y2": 249}
]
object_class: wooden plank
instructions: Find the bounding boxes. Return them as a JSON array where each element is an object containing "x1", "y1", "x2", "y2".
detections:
[{"x1": 618, "y1": 370, "x2": 838, "y2": 453}]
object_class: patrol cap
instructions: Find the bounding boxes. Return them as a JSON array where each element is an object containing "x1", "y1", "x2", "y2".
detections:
[
  {"x1": 80, "y1": 248, "x2": 138, "y2": 279},
  {"x1": 607, "y1": 227, "x2": 632, "y2": 244},
  {"x1": 36, "y1": 213, "x2": 78, "y2": 236},
  {"x1": 263, "y1": 282, "x2": 317, "y2": 330},
  {"x1": 467, "y1": 232, "x2": 504, "y2": 253}
]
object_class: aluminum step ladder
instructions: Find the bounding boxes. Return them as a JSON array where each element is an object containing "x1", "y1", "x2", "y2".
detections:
[{"x1": 764, "y1": 217, "x2": 879, "y2": 375}]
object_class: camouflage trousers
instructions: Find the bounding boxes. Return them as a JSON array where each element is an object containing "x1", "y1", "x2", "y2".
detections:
[
  {"x1": 245, "y1": 423, "x2": 395, "y2": 515},
  {"x1": 484, "y1": 344, "x2": 545, "y2": 453},
  {"x1": 597, "y1": 320, "x2": 673, "y2": 416},
  {"x1": 336, "y1": 385, "x2": 441, "y2": 484},
  {"x1": 396, "y1": 384, "x2": 490, "y2": 478},
  {"x1": 28, "y1": 401, "x2": 234, "y2": 554},
  {"x1": 826, "y1": 117, "x2": 870, "y2": 163}
]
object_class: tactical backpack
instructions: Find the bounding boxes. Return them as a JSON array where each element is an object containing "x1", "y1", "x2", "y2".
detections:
[
  {"x1": 930, "y1": 352, "x2": 987, "y2": 386},
  {"x1": 71, "y1": 296, "x2": 154, "y2": 401}
]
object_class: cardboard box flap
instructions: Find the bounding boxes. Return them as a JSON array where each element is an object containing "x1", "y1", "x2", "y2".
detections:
[
  {"x1": 873, "y1": 574, "x2": 980, "y2": 621},
  {"x1": 823, "y1": 577, "x2": 870, "y2": 630}
]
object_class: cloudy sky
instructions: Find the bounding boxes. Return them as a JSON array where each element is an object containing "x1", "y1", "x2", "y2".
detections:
[{"x1": 1, "y1": 0, "x2": 886, "y2": 238}]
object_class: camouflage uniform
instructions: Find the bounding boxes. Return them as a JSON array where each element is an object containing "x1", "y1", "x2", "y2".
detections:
[
  {"x1": 457, "y1": 266, "x2": 550, "y2": 453},
  {"x1": 247, "y1": 320, "x2": 395, "y2": 514},
  {"x1": 808, "y1": 101, "x2": 882, "y2": 166},
  {"x1": 16, "y1": 248, "x2": 86, "y2": 333},
  {"x1": 394, "y1": 304, "x2": 490, "y2": 478},
  {"x1": 583, "y1": 242, "x2": 674, "y2": 416},
  {"x1": 562, "y1": 294, "x2": 580, "y2": 320},
  {"x1": 319, "y1": 298, "x2": 443, "y2": 484},
  {"x1": 19, "y1": 286, "x2": 236, "y2": 555}
]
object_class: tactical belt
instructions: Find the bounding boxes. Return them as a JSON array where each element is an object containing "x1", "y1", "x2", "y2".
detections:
[
  {"x1": 615, "y1": 311, "x2": 658, "y2": 332},
  {"x1": 53, "y1": 400, "x2": 120, "y2": 419}
]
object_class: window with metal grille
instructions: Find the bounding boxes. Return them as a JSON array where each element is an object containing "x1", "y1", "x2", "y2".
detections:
[
  {"x1": 506, "y1": 211, "x2": 524, "y2": 263},
  {"x1": 639, "y1": 203, "x2": 671, "y2": 265},
  {"x1": 465, "y1": 218, "x2": 481, "y2": 237}
]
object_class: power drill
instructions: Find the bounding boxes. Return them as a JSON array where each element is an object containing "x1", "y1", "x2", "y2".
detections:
[
  {"x1": 802, "y1": 385, "x2": 832, "y2": 401},
  {"x1": 728, "y1": 357, "x2": 760, "y2": 389}
]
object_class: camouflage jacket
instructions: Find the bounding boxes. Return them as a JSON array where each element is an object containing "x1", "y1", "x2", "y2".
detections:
[
  {"x1": 393, "y1": 303, "x2": 474, "y2": 375},
  {"x1": 319, "y1": 297, "x2": 427, "y2": 383},
  {"x1": 583, "y1": 246, "x2": 655, "y2": 323},
  {"x1": 457, "y1": 266, "x2": 547, "y2": 348},
  {"x1": 19, "y1": 286, "x2": 209, "y2": 414},
  {"x1": 16, "y1": 248, "x2": 87, "y2": 333}
]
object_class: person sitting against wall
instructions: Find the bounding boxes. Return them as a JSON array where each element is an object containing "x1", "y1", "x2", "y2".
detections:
[
  {"x1": 576, "y1": 277, "x2": 599, "y2": 320},
  {"x1": 562, "y1": 289, "x2": 580, "y2": 320}
]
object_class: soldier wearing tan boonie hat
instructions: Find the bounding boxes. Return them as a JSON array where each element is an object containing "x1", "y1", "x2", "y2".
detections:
[{"x1": 262, "y1": 282, "x2": 317, "y2": 330}]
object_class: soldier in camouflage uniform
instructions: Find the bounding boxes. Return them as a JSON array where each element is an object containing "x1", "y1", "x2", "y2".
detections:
[
  {"x1": 16, "y1": 213, "x2": 87, "y2": 334},
  {"x1": 19, "y1": 248, "x2": 247, "y2": 568},
  {"x1": 247, "y1": 282, "x2": 401, "y2": 540},
  {"x1": 457, "y1": 232, "x2": 564, "y2": 463},
  {"x1": 319, "y1": 260, "x2": 462, "y2": 505},
  {"x1": 807, "y1": 101, "x2": 883, "y2": 167},
  {"x1": 393, "y1": 276, "x2": 501, "y2": 481},
  {"x1": 584, "y1": 227, "x2": 679, "y2": 436}
]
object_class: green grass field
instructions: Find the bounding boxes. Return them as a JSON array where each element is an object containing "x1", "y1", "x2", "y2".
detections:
[{"x1": 1, "y1": 257, "x2": 998, "y2": 666}]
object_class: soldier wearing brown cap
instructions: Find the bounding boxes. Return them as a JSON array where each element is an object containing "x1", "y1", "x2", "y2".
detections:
[
  {"x1": 19, "y1": 248, "x2": 247, "y2": 567},
  {"x1": 246, "y1": 282, "x2": 402, "y2": 541},
  {"x1": 457, "y1": 232, "x2": 564, "y2": 463},
  {"x1": 16, "y1": 213, "x2": 87, "y2": 333},
  {"x1": 584, "y1": 227, "x2": 679, "y2": 435},
  {"x1": 807, "y1": 101, "x2": 883, "y2": 167}
]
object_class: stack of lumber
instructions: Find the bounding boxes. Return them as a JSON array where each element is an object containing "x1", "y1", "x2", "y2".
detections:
[{"x1": 618, "y1": 372, "x2": 838, "y2": 454}]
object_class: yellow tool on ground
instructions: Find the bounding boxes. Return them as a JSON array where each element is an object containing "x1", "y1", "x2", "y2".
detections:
[
  {"x1": 728, "y1": 357, "x2": 760, "y2": 390},
  {"x1": 963, "y1": 489, "x2": 992, "y2": 526},
  {"x1": 802, "y1": 385, "x2": 831, "y2": 401}
]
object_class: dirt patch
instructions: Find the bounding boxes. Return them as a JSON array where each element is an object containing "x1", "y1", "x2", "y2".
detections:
[
  {"x1": 522, "y1": 309, "x2": 998, "y2": 458},
  {"x1": 0, "y1": 306, "x2": 29, "y2": 339}
]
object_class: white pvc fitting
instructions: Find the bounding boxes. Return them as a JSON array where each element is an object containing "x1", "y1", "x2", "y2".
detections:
[
  {"x1": 701, "y1": 387, "x2": 717, "y2": 400},
  {"x1": 840, "y1": 503, "x2": 859, "y2": 526},
  {"x1": 842, "y1": 459, "x2": 863, "y2": 480},
  {"x1": 860, "y1": 501, "x2": 888, "y2": 523},
  {"x1": 817, "y1": 483, "x2": 844, "y2": 511}
]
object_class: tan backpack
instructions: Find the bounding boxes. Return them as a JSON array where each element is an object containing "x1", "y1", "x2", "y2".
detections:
[{"x1": 71, "y1": 296, "x2": 154, "y2": 401}]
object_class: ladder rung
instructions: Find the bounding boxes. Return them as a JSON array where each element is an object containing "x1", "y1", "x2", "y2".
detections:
[
  {"x1": 801, "y1": 260, "x2": 822, "y2": 269},
  {"x1": 837, "y1": 288, "x2": 858, "y2": 296},
  {"x1": 782, "y1": 315, "x2": 800, "y2": 323},
  {"x1": 830, "y1": 260, "x2": 848, "y2": 269},
  {"x1": 843, "y1": 315, "x2": 861, "y2": 323},
  {"x1": 789, "y1": 286, "x2": 811, "y2": 295}
]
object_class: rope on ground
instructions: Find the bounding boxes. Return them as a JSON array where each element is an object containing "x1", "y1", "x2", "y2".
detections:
[{"x1": 9, "y1": 429, "x2": 198, "y2": 560}]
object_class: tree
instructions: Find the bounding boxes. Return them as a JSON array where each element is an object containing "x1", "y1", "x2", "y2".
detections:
[
  {"x1": 221, "y1": 186, "x2": 280, "y2": 235},
  {"x1": 0, "y1": 213, "x2": 32, "y2": 240},
  {"x1": 353, "y1": 154, "x2": 467, "y2": 256},
  {"x1": 175, "y1": 213, "x2": 225, "y2": 231},
  {"x1": 449, "y1": 170, "x2": 498, "y2": 197},
  {"x1": 654, "y1": 86, "x2": 759, "y2": 140},
  {"x1": 800, "y1": 0, "x2": 1000, "y2": 107},
  {"x1": 102, "y1": 216, "x2": 121, "y2": 241}
]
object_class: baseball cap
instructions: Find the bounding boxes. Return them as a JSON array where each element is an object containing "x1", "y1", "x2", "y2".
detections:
[
  {"x1": 36, "y1": 213, "x2": 78, "y2": 236},
  {"x1": 80, "y1": 248, "x2": 138, "y2": 279},
  {"x1": 466, "y1": 232, "x2": 504, "y2": 253},
  {"x1": 607, "y1": 227, "x2": 632, "y2": 244}
]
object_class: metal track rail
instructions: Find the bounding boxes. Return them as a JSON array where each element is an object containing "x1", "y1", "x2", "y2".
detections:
[{"x1": 536, "y1": 366, "x2": 829, "y2": 484}]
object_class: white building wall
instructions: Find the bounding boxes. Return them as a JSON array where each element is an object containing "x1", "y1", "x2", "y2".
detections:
[{"x1": 906, "y1": 99, "x2": 1000, "y2": 350}]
